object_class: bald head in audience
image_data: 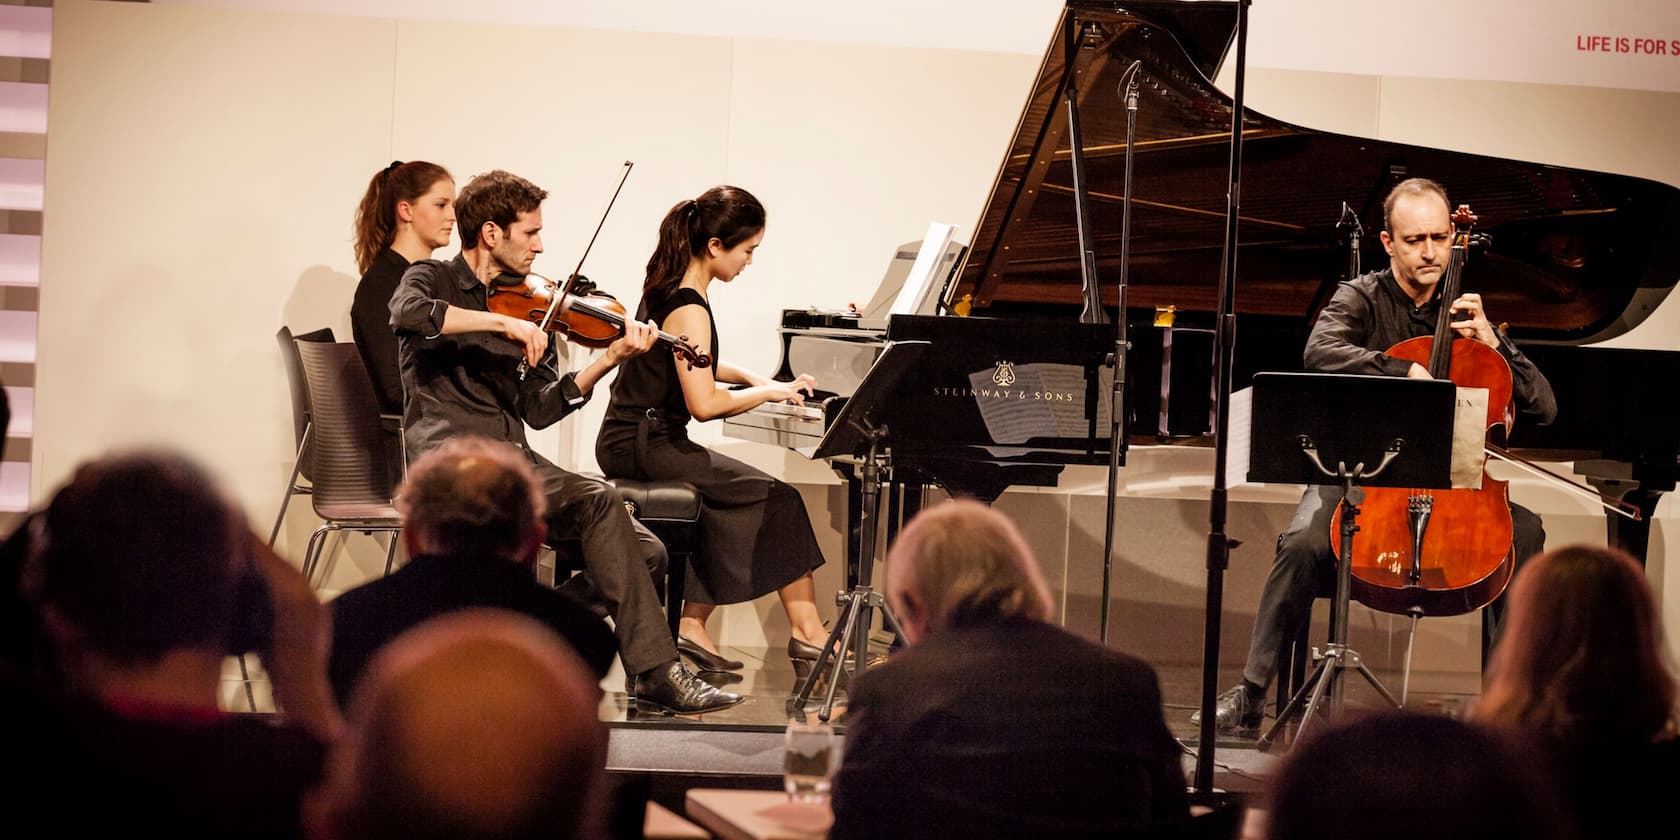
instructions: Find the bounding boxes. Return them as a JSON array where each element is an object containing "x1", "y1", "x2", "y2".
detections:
[
  {"x1": 309, "y1": 609, "x2": 608, "y2": 840},
  {"x1": 397, "y1": 435, "x2": 549, "y2": 564},
  {"x1": 884, "y1": 498, "x2": 1054, "y2": 643}
]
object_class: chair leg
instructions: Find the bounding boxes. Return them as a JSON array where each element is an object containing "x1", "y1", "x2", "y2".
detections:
[
  {"x1": 301, "y1": 523, "x2": 334, "y2": 589},
  {"x1": 665, "y1": 549, "x2": 688, "y2": 641},
  {"x1": 382, "y1": 531, "x2": 400, "y2": 576},
  {"x1": 1276, "y1": 610, "x2": 1316, "y2": 714},
  {"x1": 267, "y1": 426, "x2": 311, "y2": 548},
  {"x1": 236, "y1": 653, "x2": 257, "y2": 712}
]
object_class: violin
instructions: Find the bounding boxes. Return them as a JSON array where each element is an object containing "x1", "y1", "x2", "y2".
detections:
[
  {"x1": 487, "y1": 272, "x2": 711, "y2": 369},
  {"x1": 485, "y1": 159, "x2": 710, "y2": 372}
]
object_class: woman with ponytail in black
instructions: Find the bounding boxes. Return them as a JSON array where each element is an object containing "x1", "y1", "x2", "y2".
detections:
[
  {"x1": 350, "y1": 160, "x2": 454, "y2": 414},
  {"x1": 597, "y1": 186, "x2": 834, "y2": 676}
]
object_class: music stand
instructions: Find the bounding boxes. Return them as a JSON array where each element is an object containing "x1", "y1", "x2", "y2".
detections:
[
  {"x1": 789, "y1": 339, "x2": 931, "y2": 721},
  {"x1": 1237, "y1": 373, "x2": 1457, "y2": 748}
]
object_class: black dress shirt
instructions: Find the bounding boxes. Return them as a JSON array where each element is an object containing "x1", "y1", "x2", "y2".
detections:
[
  {"x1": 326, "y1": 552, "x2": 617, "y2": 707},
  {"x1": 351, "y1": 247, "x2": 410, "y2": 415},
  {"x1": 1305, "y1": 268, "x2": 1557, "y2": 427},
  {"x1": 390, "y1": 254, "x2": 589, "y2": 460}
]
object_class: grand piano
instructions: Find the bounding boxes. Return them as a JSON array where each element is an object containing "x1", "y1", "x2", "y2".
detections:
[{"x1": 723, "y1": 0, "x2": 1680, "y2": 562}]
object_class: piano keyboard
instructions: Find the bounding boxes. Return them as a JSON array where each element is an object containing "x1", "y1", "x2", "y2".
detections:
[{"x1": 723, "y1": 400, "x2": 829, "y2": 457}]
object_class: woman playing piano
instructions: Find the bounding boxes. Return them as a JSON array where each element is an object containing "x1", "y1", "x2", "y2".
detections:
[{"x1": 596, "y1": 186, "x2": 834, "y2": 675}]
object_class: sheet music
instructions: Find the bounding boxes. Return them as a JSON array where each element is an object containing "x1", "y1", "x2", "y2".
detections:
[
  {"x1": 1225, "y1": 386, "x2": 1253, "y2": 487},
  {"x1": 885, "y1": 222, "x2": 956, "y2": 320},
  {"x1": 1451, "y1": 387, "x2": 1489, "y2": 489}
]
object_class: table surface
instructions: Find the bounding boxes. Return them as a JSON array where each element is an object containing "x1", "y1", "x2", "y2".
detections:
[
  {"x1": 646, "y1": 800, "x2": 709, "y2": 840},
  {"x1": 685, "y1": 788, "x2": 834, "y2": 840}
]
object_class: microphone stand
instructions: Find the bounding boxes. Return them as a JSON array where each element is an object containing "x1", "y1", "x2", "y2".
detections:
[
  {"x1": 1194, "y1": 0, "x2": 1251, "y2": 795},
  {"x1": 1065, "y1": 20, "x2": 1107, "y2": 329},
  {"x1": 1099, "y1": 59, "x2": 1142, "y2": 644},
  {"x1": 1338, "y1": 201, "x2": 1364, "y2": 280}
]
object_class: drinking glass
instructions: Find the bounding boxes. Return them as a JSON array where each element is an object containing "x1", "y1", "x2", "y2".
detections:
[{"x1": 783, "y1": 721, "x2": 839, "y2": 802}]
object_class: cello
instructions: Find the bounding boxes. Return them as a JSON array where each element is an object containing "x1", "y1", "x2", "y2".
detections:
[{"x1": 1330, "y1": 205, "x2": 1515, "y2": 617}]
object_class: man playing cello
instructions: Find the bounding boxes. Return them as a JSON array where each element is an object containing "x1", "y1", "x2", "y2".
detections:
[{"x1": 1198, "y1": 177, "x2": 1557, "y2": 734}]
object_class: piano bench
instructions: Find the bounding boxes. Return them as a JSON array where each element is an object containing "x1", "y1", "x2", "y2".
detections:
[{"x1": 610, "y1": 478, "x2": 702, "y2": 641}]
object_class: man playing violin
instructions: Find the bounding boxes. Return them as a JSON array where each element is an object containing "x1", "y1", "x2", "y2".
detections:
[
  {"x1": 1197, "y1": 177, "x2": 1557, "y2": 735},
  {"x1": 390, "y1": 169, "x2": 743, "y2": 715}
]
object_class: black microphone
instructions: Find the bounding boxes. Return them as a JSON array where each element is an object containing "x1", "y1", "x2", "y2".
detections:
[
  {"x1": 1336, "y1": 201, "x2": 1365, "y2": 237},
  {"x1": 1116, "y1": 60, "x2": 1143, "y2": 111}
]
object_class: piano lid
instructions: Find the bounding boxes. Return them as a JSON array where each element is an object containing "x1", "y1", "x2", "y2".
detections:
[{"x1": 946, "y1": 1, "x2": 1680, "y2": 345}]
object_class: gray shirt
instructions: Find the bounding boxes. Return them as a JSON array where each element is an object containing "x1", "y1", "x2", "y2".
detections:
[
  {"x1": 389, "y1": 253, "x2": 588, "y2": 461},
  {"x1": 1305, "y1": 268, "x2": 1557, "y2": 427}
]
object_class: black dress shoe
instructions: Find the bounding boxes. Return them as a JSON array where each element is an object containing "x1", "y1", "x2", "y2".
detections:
[
  {"x1": 677, "y1": 634, "x2": 743, "y2": 672},
  {"x1": 631, "y1": 660, "x2": 745, "y2": 716},
  {"x1": 1189, "y1": 683, "x2": 1265, "y2": 734}
]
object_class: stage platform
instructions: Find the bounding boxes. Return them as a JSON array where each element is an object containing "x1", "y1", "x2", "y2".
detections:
[{"x1": 596, "y1": 643, "x2": 1481, "y2": 813}]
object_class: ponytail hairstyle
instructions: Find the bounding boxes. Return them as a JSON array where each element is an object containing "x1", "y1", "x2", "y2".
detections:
[
  {"x1": 353, "y1": 160, "x2": 453, "y2": 274},
  {"x1": 643, "y1": 185, "x2": 765, "y2": 308}
]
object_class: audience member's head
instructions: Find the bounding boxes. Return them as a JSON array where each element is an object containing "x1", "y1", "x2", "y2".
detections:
[
  {"x1": 885, "y1": 499, "x2": 1053, "y2": 643},
  {"x1": 309, "y1": 609, "x2": 607, "y2": 840},
  {"x1": 396, "y1": 436, "x2": 547, "y2": 564},
  {"x1": 1265, "y1": 711, "x2": 1571, "y2": 840},
  {"x1": 1474, "y1": 543, "x2": 1678, "y2": 748},
  {"x1": 25, "y1": 450, "x2": 253, "y2": 697}
]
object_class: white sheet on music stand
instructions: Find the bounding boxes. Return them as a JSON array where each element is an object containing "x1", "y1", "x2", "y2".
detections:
[
  {"x1": 890, "y1": 221, "x2": 957, "y2": 318},
  {"x1": 1450, "y1": 387, "x2": 1489, "y2": 489}
]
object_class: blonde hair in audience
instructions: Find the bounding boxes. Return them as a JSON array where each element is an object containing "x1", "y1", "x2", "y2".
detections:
[{"x1": 887, "y1": 499, "x2": 1053, "y2": 632}]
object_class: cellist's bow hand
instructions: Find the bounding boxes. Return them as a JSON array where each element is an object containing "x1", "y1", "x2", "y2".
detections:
[
  {"x1": 1406, "y1": 363, "x2": 1432, "y2": 380},
  {"x1": 1449, "y1": 293, "x2": 1501, "y2": 350}
]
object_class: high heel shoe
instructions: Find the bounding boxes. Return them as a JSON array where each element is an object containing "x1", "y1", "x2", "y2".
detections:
[
  {"x1": 787, "y1": 636, "x2": 887, "y2": 671},
  {"x1": 677, "y1": 634, "x2": 743, "y2": 672}
]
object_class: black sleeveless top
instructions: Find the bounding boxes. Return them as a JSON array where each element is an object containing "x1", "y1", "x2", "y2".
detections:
[{"x1": 604, "y1": 287, "x2": 716, "y2": 425}]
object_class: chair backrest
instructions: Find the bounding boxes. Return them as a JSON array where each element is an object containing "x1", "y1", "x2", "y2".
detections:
[
  {"x1": 294, "y1": 340, "x2": 401, "y2": 512},
  {"x1": 277, "y1": 325, "x2": 335, "y2": 482}
]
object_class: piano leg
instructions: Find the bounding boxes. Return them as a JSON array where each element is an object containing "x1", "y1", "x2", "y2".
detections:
[
  {"x1": 1585, "y1": 477, "x2": 1665, "y2": 566},
  {"x1": 896, "y1": 481, "x2": 925, "y2": 534},
  {"x1": 884, "y1": 481, "x2": 926, "y2": 551},
  {"x1": 1612, "y1": 487, "x2": 1664, "y2": 567}
]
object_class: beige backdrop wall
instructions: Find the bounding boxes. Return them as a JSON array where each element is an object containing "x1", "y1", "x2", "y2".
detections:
[
  {"x1": 37, "y1": 0, "x2": 1039, "y2": 650},
  {"x1": 38, "y1": 0, "x2": 1680, "y2": 669}
]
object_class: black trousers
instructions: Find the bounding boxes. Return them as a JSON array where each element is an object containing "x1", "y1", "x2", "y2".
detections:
[
  {"x1": 1240, "y1": 485, "x2": 1544, "y2": 690},
  {"x1": 533, "y1": 455, "x2": 674, "y2": 675},
  {"x1": 597, "y1": 415, "x2": 825, "y2": 606}
]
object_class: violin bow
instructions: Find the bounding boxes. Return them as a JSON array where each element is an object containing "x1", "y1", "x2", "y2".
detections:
[
  {"x1": 560, "y1": 160, "x2": 635, "y2": 303},
  {"x1": 518, "y1": 161, "x2": 635, "y2": 378}
]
